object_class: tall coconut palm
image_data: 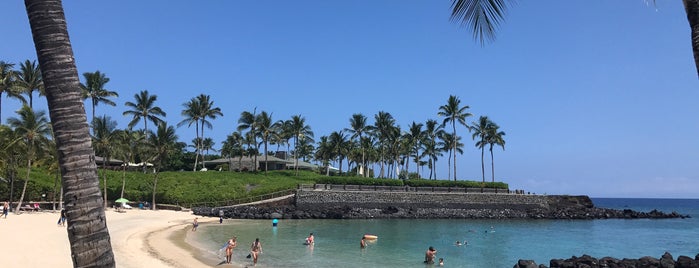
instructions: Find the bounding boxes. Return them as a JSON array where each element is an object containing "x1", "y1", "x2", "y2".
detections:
[
  {"x1": 7, "y1": 106, "x2": 51, "y2": 213},
  {"x1": 1, "y1": 61, "x2": 24, "y2": 120},
  {"x1": 438, "y1": 95, "x2": 472, "y2": 181},
  {"x1": 315, "y1": 135, "x2": 333, "y2": 176},
  {"x1": 486, "y1": 121, "x2": 506, "y2": 183},
  {"x1": 123, "y1": 90, "x2": 166, "y2": 135},
  {"x1": 178, "y1": 97, "x2": 202, "y2": 171},
  {"x1": 373, "y1": 111, "x2": 396, "y2": 178},
  {"x1": 346, "y1": 113, "x2": 368, "y2": 177},
  {"x1": 81, "y1": 71, "x2": 118, "y2": 125},
  {"x1": 221, "y1": 131, "x2": 244, "y2": 172},
  {"x1": 238, "y1": 108, "x2": 259, "y2": 171},
  {"x1": 329, "y1": 131, "x2": 349, "y2": 174},
  {"x1": 256, "y1": 111, "x2": 277, "y2": 174},
  {"x1": 439, "y1": 132, "x2": 464, "y2": 180},
  {"x1": 288, "y1": 115, "x2": 314, "y2": 175},
  {"x1": 404, "y1": 121, "x2": 424, "y2": 177},
  {"x1": 24, "y1": 1, "x2": 115, "y2": 265},
  {"x1": 91, "y1": 115, "x2": 117, "y2": 208},
  {"x1": 13, "y1": 60, "x2": 43, "y2": 109},
  {"x1": 114, "y1": 129, "x2": 142, "y2": 199},
  {"x1": 146, "y1": 122, "x2": 178, "y2": 210},
  {"x1": 422, "y1": 119, "x2": 444, "y2": 180},
  {"x1": 469, "y1": 116, "x2": 492, "y2": 184},
  {"x1": 201, "y1": 137, "x2": 216, "y2": 165},
  {"x1": 196, "y1": 94, "x2": 222, "y2": 170}
]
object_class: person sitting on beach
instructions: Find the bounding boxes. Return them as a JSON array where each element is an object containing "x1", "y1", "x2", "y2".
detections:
[
  {"x1": 360, "y1": 236, "x2": 366, "y2": 248},
  {"x1": 305, "y1": 232, "x2": 314, "y2": 245},
  {"x1": 424, "y1": 246, "x2": 437, "y2": 264},
  {"x1": 225, "y1": 236, "x2": 237, "y2": 264},
  {"x1": 250, "y1": 238, "x2": 262, "y2": 266},
  {"x1": 192, "y1": 217, "x2": 199, "y2": 232}
]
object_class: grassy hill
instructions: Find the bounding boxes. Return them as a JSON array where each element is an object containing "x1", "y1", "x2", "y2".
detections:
[{"x1": 1, "y1": 168, "x2": 508, "y2": 208}]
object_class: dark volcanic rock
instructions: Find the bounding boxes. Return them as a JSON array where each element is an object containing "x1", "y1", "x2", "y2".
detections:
[
  {"x1": 514, "y1": 259, "x2": 538, "y2": 268},
  {"x1": 522, "y1": 253, "x2": 699, "y2": 268}
]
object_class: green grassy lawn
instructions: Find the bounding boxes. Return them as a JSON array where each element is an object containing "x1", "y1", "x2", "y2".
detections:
[{"x1": 1, "y1": 168, "x2": 508, "y2": 208}]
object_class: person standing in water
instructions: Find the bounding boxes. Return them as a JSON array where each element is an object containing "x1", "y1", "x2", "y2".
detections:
[
  {"x1": 424, "y1": 246, "x2": 437, "y2": 264},
  {"x1": 192, "y1": 217, "x2": 199, "y2": 231},
  {"x1": 305, "y1": 232, "x2": 314, "y2": 245},
  {"x1": 225, "y1": 236, "x2": 237, "y2": 264},
  {"x1": 250, "y1": 238, "x2": 262, "y2": 266},
  {"x1": 360, "y1": 236, "x2": 367, "y2": 248}
]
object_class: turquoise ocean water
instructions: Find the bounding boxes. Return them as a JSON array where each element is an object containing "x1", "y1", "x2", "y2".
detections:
[{"x1": 192, "y1": 198, "x2": 699, "y2": 267}]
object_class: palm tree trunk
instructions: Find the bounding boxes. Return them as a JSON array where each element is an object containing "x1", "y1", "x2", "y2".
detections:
[
  {"x1": 193, "y1": 122, "x2": 199, "y2": 171},
  {"x1": 490, "y1": 146, "x2": 495, "y2": 183},
  {"x1": 200, "y1": 123, "x2": 206, "y2": 170},
  {"x1": 264, "y1": 140, "x2": 268, "y2": 173},
  {"x1": 120, "y1": 163, "x2": 126, "y2": 198},
  {"x1": 14, "y1": 159, "x2": 31, "y2": 213},
  {"x1": 684, "y1": 0, "x2": 699, "y2": 77},
  {"x1": 480, "y1": 146, "x2": 485, "y2": 184},
  {"x1": 152, "y1": 171, "x2": 159, "y2": 210},
  {"x1": 25, "y1": 0, "x2": 115, "y2": 266}
]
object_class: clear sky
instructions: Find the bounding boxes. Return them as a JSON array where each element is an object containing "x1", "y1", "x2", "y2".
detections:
[{"x1": 2, "y1": 1, "x2": 698, "y2": 198}]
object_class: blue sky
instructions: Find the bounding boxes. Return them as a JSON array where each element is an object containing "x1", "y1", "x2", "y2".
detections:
[{"x1": 2, "y1": 1, "x2": 698, "y2": 198}]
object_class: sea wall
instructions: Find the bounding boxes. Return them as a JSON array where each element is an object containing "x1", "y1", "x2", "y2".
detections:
[
  {"x1": 514, "y1": 252, "x2": 699, "y2": 268},
  {"x1": 192, "y1": 189, "x2": 687, "y2": 220},
  {"x1": 295, "y1": 190, "x2": 549, "y2": 210}
]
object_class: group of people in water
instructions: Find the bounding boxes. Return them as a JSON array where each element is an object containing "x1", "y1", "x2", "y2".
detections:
[{"x1": 221, "y1": 236, "x2": 263, "y2": 266}]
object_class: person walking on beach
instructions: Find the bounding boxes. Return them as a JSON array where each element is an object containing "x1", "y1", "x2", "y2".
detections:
[
  {"x1": 225, "y1": 236, "x2": 237, "y2": 264},
  {"x1": 424, "y1": 246, "x2": 437, "y2": 264},
  {"x1": 192, "y1": 217, "x2": 199, "y2": 231},
  {"x1": 250, "y1": 238, "x2": 262, "y2": 266},
  {"x1": 57, "y1": 208, "x2": 66, "y2": 226},
  {"x1": 2, "y1": 201, "x2": 8, "y2": 219}
]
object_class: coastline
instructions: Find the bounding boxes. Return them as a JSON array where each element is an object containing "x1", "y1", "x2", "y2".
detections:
[{"x1": 1, "y1": 208, "x2": 216, "y2": 268}]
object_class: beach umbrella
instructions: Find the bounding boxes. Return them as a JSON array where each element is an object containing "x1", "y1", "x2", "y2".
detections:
[{"x1": 115, "y1": 198, "x2": 129, "y2": 203}]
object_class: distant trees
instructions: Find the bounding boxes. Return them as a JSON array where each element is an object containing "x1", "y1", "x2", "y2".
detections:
[{"x1": 438, "y1": 95, "x2": 472, "y2": 181}]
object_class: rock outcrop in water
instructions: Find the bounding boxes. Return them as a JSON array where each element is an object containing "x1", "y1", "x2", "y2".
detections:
[
  {"x1": 513, "y1": 252, "x2": 699, "y2": 268},
  {"x1": 191, "y1": 192, "x2": 689, "y2": 220}
]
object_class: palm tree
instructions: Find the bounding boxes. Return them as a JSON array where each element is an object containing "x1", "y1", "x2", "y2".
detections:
[
  {"x1": 256, "y1": 111, "x2": 277, "y2": 173},
  {"x1": 1, "y1": 61, "x2": 24, "y2": 120},
  {"x1": 7, "y1": 105, "x2": 51, "y2": 213},
  {"x1": 146, "y1": 122, "x2": 179, "y2": 210},
  {"x1": 422, "y1": 119, "x2": 444, "y2": 180},
  {"x1": 404, "y1": 121, "x2": 424, "y2": 177},
  {"x1": 221, "y1": 131, "x2": 244, "y2": 172},
  {"x1": 178, "y1": 97, "x2": 202, "y2": 171},
  {"x1": 439, "y1": 132, "x2": 464, "y2": 181},
  {"x1": 81, "y1": 71, "x2": 118, "y2": 125},
  {"x1": 346, "y1": 113, "x2": 368, "y2": 177},
  {"x1": 123, "y1": 90, "x2": 166, "y2": 135},
  {"x1": 438, "y1": 95, "x2": 472, "y2": 181},
  {"x1": 238, "y1": 108, "x2": 259, "y2": 171},
  {"x1": 114, "y1": 129, "x2": 142, "y2": 199},
  {"x1": 373, "y1": 111, "x2": 396, "y2": 178},
  {"x1": 13, "y1": 60, "x2": 43, "y2": 108},
  {"x1": 201, "y1": 137, "x2": 216, "y2": 166},
  {"x1": 329, "y1": 131, "x2": 349, "y2": 174},
  {"x1": 92, "y1": 115, "x2": 117, "y2": 208},
  {"x1": 288, "y1": 115, "x2": 314, "y2": 175},
  {"x1": 315, "y1": 135, "x2": 333, "y2": 176},
  {"x1": 469, "y1": 116, "x2": 492, "y2": 184},
  {"x1": 486, "y1": 121, "x2": 506, "y2": 183},
  {"x1": 24, "y1": 1, "x2": 115, "y2": 265},
  {"x1": 196, "y1": 94, "x2": 222, "y2": 170}
]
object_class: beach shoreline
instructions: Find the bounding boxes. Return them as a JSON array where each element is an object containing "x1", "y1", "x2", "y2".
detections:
[{"x1": 0, "y1": 208, "x2": 221, "y2": 268}]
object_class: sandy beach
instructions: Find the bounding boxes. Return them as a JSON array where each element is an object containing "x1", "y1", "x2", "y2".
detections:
[{"x1": 0, "y1": 208, "x2": 224, "y2": 268}]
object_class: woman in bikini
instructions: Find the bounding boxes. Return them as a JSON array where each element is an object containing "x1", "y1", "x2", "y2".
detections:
[
  {"x1": 225, "y1": 236, "x2": 237, "y2": 264},
  {"x1": 250, "y1": 238, "x2": 262, "y2": 266}
]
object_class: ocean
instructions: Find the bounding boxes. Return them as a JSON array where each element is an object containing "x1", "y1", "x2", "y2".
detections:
[{"x1": 190, "y1": 198, "x2": 699, "y2": 267}]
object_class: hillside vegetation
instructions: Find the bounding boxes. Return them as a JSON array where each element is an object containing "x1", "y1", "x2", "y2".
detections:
[{"x1": 1, "y1": 168, "x2": 508, "y2": 208}]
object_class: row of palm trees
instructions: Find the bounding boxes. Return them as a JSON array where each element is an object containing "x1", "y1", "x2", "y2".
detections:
[{"x1": 3, "y1": 60, "x2": 508, "y2": 185}]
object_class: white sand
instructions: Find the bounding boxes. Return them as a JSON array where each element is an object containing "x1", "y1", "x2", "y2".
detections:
[{"x1": 0, "y1": 208, "x2": 225, "y2": 268}]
